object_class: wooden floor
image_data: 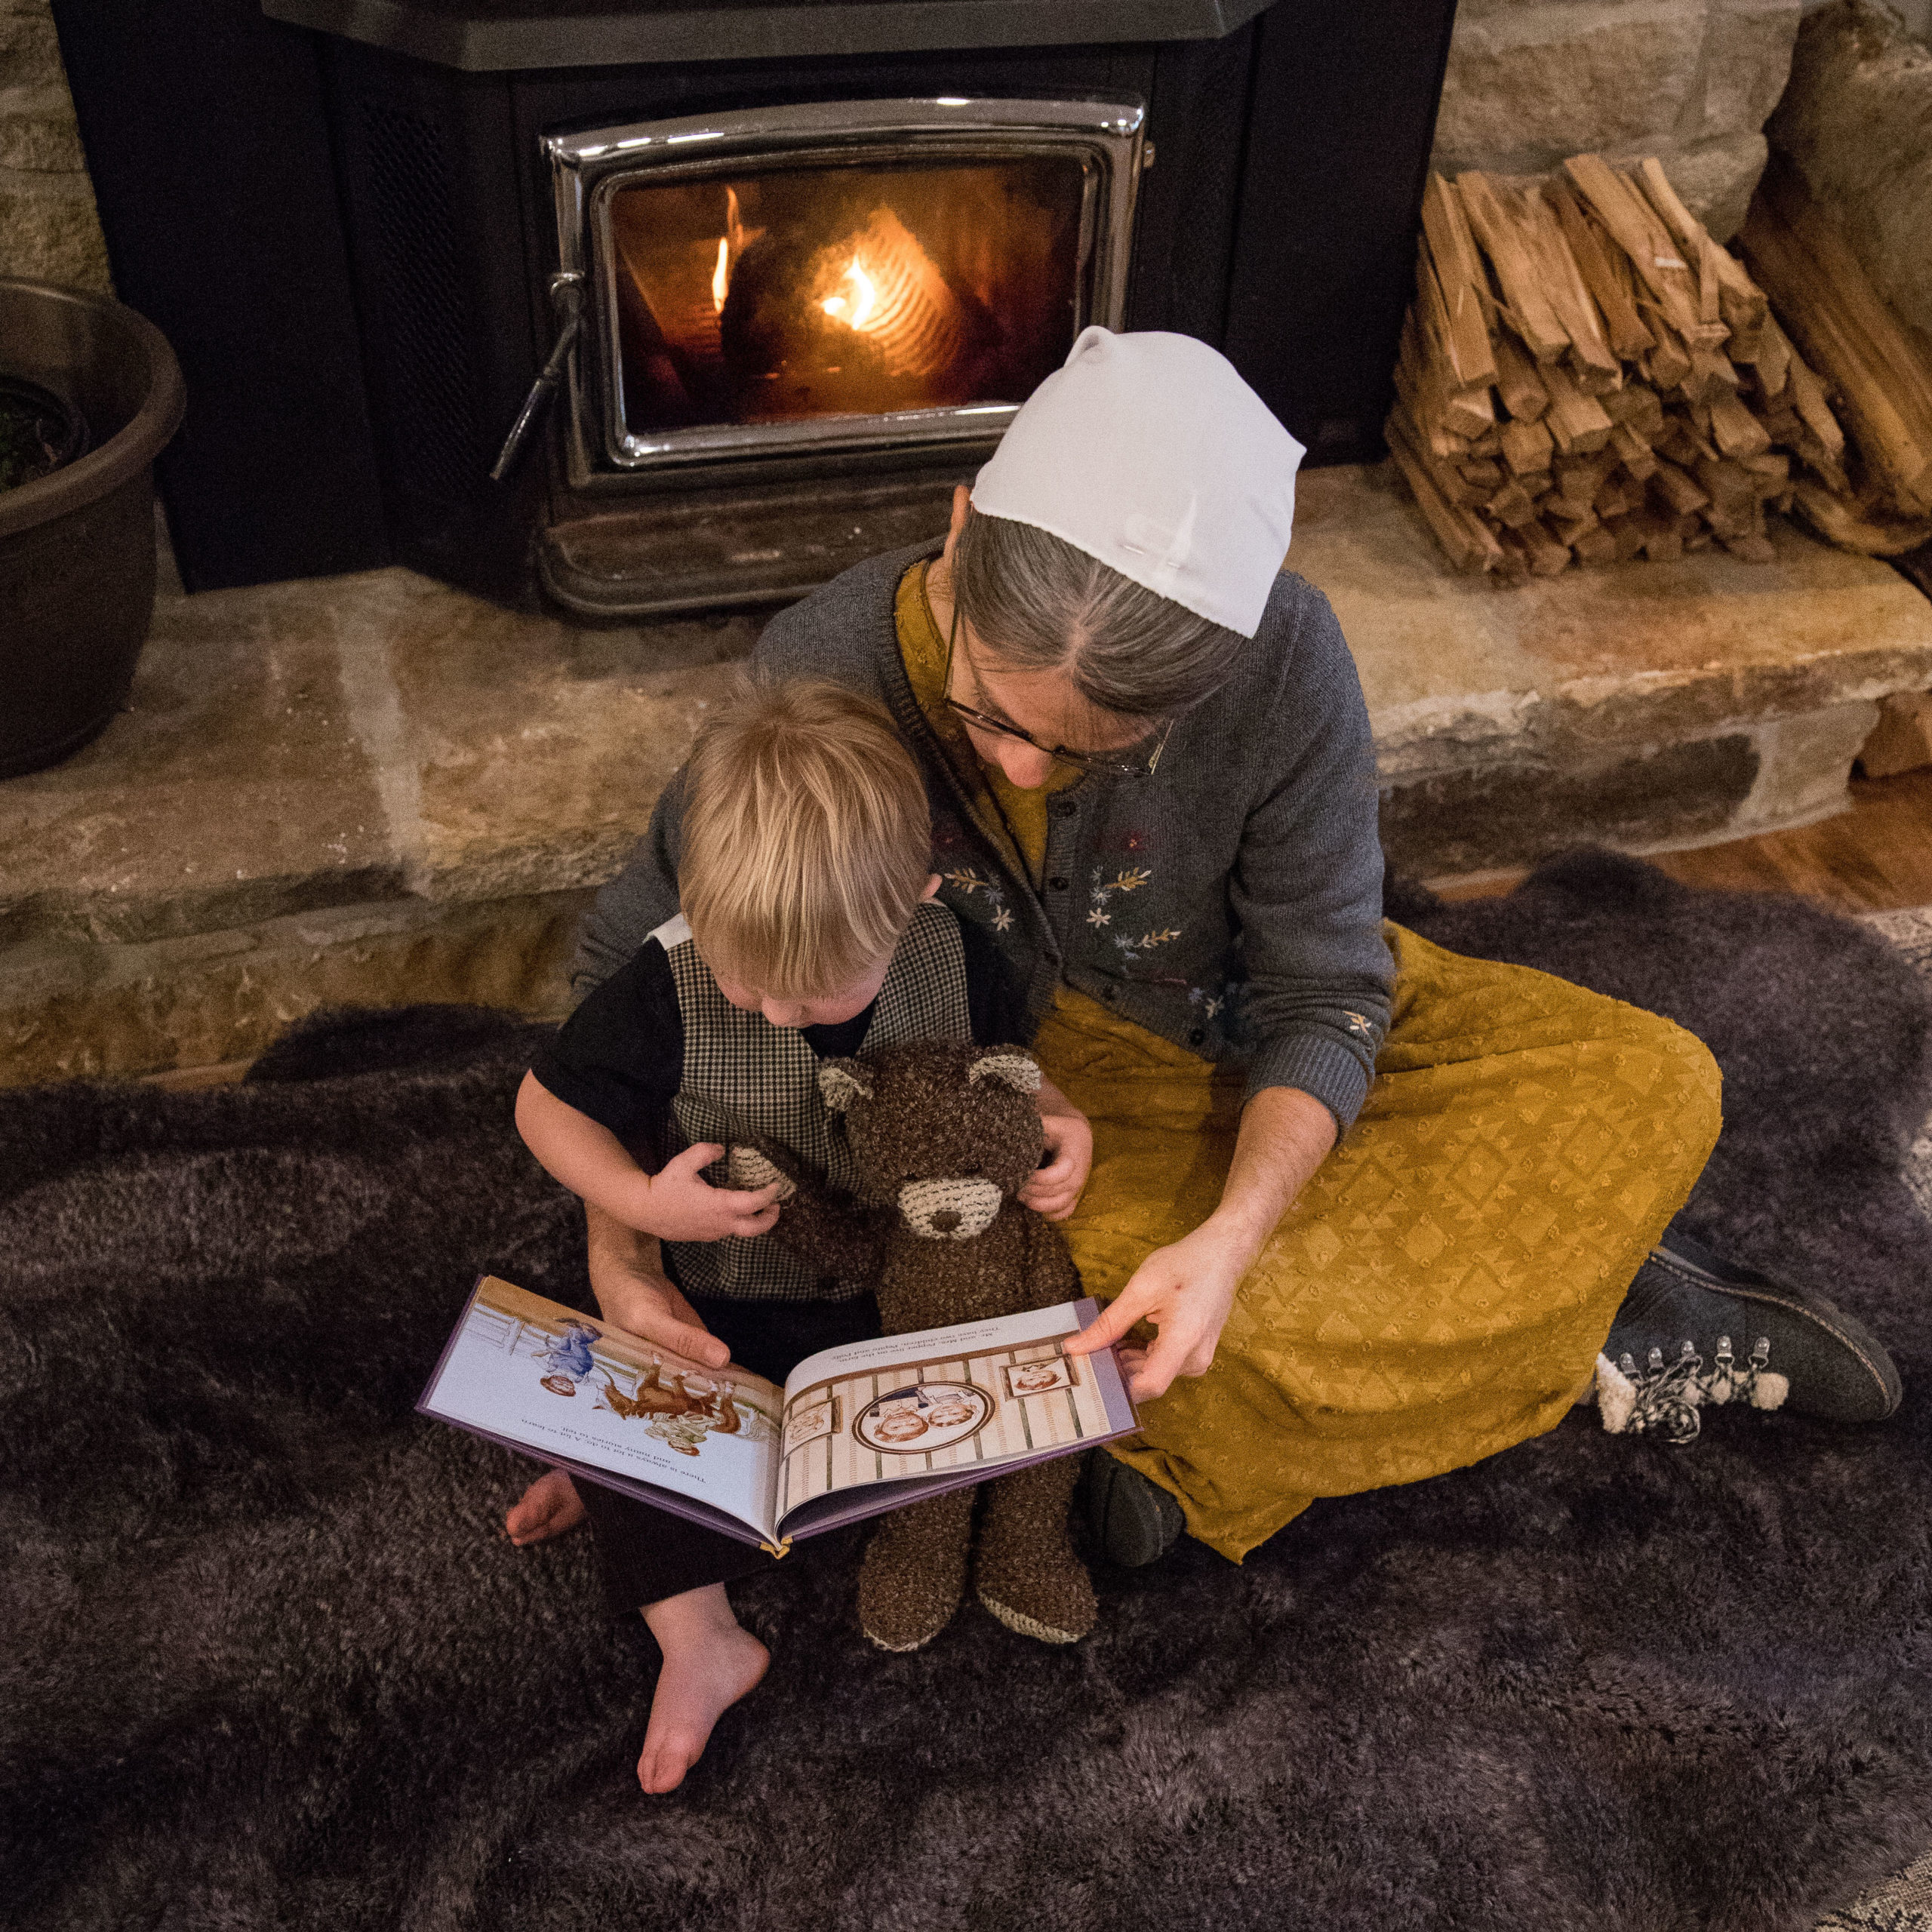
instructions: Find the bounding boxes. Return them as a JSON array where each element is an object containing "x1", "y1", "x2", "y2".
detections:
[{"x1": 1438, "y1": 768, "x2": 1932, "y2": 914}]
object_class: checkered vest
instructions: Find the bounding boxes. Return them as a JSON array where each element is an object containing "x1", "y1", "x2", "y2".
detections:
[{"x1": 657, "y1": 900, "x2": 971, "y2": 1301}]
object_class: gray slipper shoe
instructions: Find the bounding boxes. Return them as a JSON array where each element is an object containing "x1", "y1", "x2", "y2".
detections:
[
  {"x1": 1604, "y1": 1226, "x2": 1903, "y2": 1429},
  {"x1": 1079, "y1": 1451, "x2": 1184, "y2": 1567}
]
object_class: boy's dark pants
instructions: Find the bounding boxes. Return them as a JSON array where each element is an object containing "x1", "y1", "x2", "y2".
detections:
[{"x1": 574, "y1": 1288, "x2": 880, "y2": 1614}]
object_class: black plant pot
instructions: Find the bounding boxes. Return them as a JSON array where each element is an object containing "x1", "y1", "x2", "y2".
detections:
[{"x1": 0, "y1": 279, "x2": 186, "y2": 777}]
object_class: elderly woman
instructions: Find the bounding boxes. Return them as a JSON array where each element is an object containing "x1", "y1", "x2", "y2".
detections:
[{"x1": 513, "y1": 329, "x2": 1897, "y2": 1630}]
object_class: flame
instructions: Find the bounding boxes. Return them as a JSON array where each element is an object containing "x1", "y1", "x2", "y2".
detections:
[
  {"x1": 812, "y1": 208, "x2": 963, "y2": 379},
  {"x1": 710, "y1": 190, "x2": 752, "y2": 317},
  {"x1": 820, "y1": 261, "x2": 878, "y2": 329}
]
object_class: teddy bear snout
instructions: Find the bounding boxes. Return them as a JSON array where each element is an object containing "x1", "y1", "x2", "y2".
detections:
[{"x1": 897, "y1": 1177, "x2": 1003, "y2": 1241}]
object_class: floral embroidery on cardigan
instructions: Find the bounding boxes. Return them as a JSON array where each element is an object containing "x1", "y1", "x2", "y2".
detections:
[
  {"x1": 942, "y1": 864, "x2": 1012, "y2": 937},
  {"x1": 1088, "y1": 862, "x2": 1181, "y2": 964},
  {"x1": 1117, "y1": 927, "x2": 1183, "y2": 959}
]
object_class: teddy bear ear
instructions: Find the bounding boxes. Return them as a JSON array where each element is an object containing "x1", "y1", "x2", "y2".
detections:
[
  {"x1": 968, "y1": 1051, "x2": 1041, "y2": 1095},
  {"x1": 818, "y1": 1059, "x2": 874, "y2": 1112}
]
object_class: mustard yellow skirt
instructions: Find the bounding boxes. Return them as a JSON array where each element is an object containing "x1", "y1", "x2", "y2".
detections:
[{"x1": 1036, "y1": 923, "x2": 1724, "y2": 1561}]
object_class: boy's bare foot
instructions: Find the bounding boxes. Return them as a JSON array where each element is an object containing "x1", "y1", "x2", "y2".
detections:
[
  {"x1": 504, "y1": 1467, "x2": 586, "y2": 1546},
  {"x1": 637, "y1": 1583, "x2": 770, "y2": 1795}
]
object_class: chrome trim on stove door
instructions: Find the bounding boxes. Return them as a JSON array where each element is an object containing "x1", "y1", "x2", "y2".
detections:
[{"x1": 544, "y1": 97, "x2": 1145, "y2": 488}]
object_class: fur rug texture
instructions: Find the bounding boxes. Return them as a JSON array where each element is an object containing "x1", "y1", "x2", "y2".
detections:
[
  {"x1": 1860, "y1": 905, "x2": 1932, "y2": 1220},
  {"x1": 5, "y1": 851, "x2": 1931, "y2": 1932}
]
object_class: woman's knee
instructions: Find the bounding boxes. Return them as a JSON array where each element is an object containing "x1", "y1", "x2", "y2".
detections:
[{"x1": 1610, "y1": 1004, "x2": 1723, "y2": 1159}]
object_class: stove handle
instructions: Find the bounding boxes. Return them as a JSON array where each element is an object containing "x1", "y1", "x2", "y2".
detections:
[{"x1": 489, "y1": 272, "x2": 584, "y2": 485}]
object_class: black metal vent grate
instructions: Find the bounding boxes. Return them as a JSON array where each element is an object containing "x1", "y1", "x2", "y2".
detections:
[{"x1": 356, "y1": 102, "x2": 485, "y2": 506}]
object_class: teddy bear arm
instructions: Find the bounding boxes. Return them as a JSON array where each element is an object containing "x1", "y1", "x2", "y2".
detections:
[
  {"x1": 1023, "y1": 1209, "x2": 1084, "y2": 1311},
  {"x1": 774, "y1": 1190, "x2": 889, "y2": 1283},
  {"x1": 741, "y1": 1141, "x2": 888, "y2": 1283}
]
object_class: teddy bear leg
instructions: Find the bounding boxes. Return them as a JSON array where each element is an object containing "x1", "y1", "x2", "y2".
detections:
[
  {"x1": 974, "y1": 1458, "x2": 1097, "y2": 1644},
  {"x1": 857, "y1": 1487, "x2": 977, "y2": 1654}
]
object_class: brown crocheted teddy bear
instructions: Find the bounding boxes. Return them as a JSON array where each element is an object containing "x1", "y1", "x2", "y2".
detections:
[{"x1": 730, "y1": 1041, "x2": 1099, "y2": 1654}]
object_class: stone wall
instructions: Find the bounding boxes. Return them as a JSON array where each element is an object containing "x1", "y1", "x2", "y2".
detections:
[
  {"x1": 1770, "y1": 0, "x2": 1932, "y2": 362},
  {"x1": 1817, "y1": 0, "x2": 1930, "y2": 45},
  {"x1": 1430, "y1": 0, "x2": 1804, "y2": 239},
  {"x1": 7, "y1": 0, "x2": 1807, "y2": 297},
  {"x1": 0, "y1": 0, "x2": 108, "y2": 289}
]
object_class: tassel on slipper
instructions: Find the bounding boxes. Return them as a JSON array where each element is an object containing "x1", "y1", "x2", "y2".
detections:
[{"x1": 1592, "y1": 1334, "x2": 1787, "y2": 1446}]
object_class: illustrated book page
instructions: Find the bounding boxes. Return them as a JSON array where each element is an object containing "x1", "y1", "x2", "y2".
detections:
[
  {"x1": 417, "y1": 1277, "x2": 789, "y2": 1545},
  {"x1": 419, "y1": 1281, "x2": 1138, "y2": 1552},
  {"x1": 771, "y1": 1298, "x2": 1138, "y2": 1540}
]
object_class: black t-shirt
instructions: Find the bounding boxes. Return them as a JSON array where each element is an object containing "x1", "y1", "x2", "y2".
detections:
[{"x1": 530, "y1": 914, "x2": 1024, "y2": 1153}]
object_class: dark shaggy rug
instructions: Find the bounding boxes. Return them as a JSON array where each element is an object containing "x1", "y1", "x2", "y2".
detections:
[{"x1": 5, "y1": 851, "x2": 1931, "y2": 1932}]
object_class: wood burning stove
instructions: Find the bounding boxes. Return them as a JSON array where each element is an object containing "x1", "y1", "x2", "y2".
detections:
[
  {"x1": 51, "y1": 0, "x2": 1460, "y2": 614},
  {"x1": 521, "y1": 96, "x2": 1144, "y2": 612},
  {"x1": 551, "y1": 99, "x2": 1142, "y2": 476}
]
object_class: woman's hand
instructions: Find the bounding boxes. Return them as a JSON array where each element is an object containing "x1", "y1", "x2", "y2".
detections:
[
  {"x1": 620, "y1": 1142, "x2": 784, "y2": 1244},
  {"x1": 584, "y1": 1204, "x2": 731, "y2": 1371},
  {"x1": 1066, "y1": 1086, "x2": 1336, "y2": 1401},
  {"x1": 1020, "y1": 1076, "x2": 1092, "y2": 1222},
  {"x1": 1063, "y1": 1220, "x2": 1247, "y2": 1402}
]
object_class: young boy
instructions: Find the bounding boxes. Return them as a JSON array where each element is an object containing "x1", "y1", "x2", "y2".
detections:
[{"x1": 508, "y1": 679, "x2": 1091, "y2": 1795}]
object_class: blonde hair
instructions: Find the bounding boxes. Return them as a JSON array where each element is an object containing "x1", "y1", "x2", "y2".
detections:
[{"x1": 679, "y1": 679, "x2": 933, "y2": 998}]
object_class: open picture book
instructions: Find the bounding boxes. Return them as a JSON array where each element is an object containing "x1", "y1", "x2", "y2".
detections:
[{"x1": 420, "y1": 1276, "x2": 1140, "y2": 1553}]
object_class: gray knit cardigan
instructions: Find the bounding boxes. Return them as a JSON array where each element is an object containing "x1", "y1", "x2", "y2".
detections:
[{"x1": 574, "y1": 542, "x2": 1395, "y2": 1130}]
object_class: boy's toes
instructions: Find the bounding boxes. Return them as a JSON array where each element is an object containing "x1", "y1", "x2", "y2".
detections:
[
  {"x1": 636, "y1": 1734, "x2": 701, "y2": 1795},
  {"x1": 635, "y1": 1628, "x2": 769, "y2": 1795},
  {"x1": 504, "y1": 1468, "x2": 586, "y2": 1545}
]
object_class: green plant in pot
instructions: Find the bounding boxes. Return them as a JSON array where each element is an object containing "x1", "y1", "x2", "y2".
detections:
[{"x1": 0, "y1": 279, "x2": 186, "y2": 777}]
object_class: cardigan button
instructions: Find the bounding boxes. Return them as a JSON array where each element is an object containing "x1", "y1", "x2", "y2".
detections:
[
  {"x1": 1189, "y1": 1027, "x2": 1206, "y2": 1044},
  {"x1": 1050, "y1": 798, "x2": 1076, "y2": 817},
  {"x1": 1049, "y1": 876, "x2": 1069, "y2": 891}
]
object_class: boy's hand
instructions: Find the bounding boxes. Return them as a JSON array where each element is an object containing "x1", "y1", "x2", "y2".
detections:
[
  {"x1": 586, "y1": 1209, "x2": 731, "y2": 1371},
  {"x1": 626, "y1": 1143, "x2": 784, "y2": 1244},
  {"x1": 1021, "y1": 1080, "x2": 1092, "y2": 1222}
]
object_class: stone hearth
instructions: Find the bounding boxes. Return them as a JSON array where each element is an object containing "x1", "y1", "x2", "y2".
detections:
[
  {"x1": 5, "y1": 472, "x2": 1930, "y2": 1088},
  {"x1": 1293, "y1": 466, "x2": 1932, "y2": 878},
  {"x1": 0, "y1": 539, "x2": 752, "y2": 1085}
]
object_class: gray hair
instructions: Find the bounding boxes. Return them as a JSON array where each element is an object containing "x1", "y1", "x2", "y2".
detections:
[{"x1": 951, "y1": 508, "x2": 1248, "y2": 721}]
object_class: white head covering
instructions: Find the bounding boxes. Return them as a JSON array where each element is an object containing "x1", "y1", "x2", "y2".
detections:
[{"x1": 970, "y1": 327, "x2": 1306, "y2": 639}]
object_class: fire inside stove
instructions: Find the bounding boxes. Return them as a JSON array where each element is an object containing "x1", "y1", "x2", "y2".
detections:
[{"x1": 607, "y1": 157, "x2": 1087, "y2": 434}]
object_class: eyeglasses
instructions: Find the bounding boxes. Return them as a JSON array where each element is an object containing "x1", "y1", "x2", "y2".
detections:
[{"x1": 942, "y1": 598, "x2": 1172, "y2": 780}]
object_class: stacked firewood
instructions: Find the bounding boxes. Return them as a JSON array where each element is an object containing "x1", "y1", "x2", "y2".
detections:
[
  {"x1": 1388, "y1": 153, "x2": 1887, "y2": 578},
  {"x1": 1737, "y1": 158, "x2": 1932, "y2": 558}
]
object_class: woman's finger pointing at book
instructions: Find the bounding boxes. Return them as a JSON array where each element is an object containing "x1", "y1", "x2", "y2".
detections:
[
  {"x1": 1065, "y1": 1229, "x2": 1241, "y2": 1401},
  {"x1": 1063, "y1": 1285, "x2": 1146, "y2": 1358}
]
